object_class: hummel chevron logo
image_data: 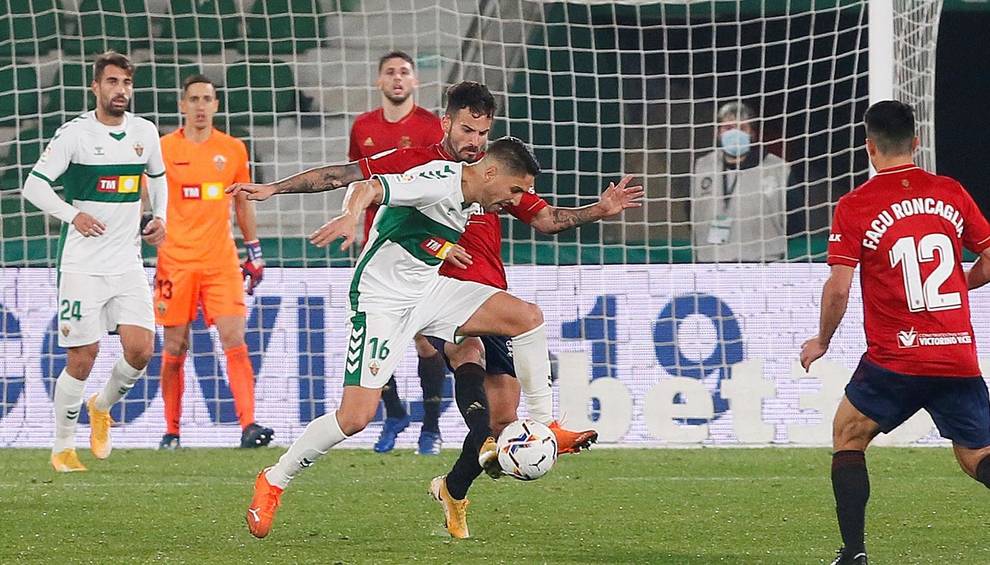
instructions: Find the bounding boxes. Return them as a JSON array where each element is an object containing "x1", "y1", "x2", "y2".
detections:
[
  {"x1": 347, "y1": 348, "x2": 361, "y2": 364},
  {"x1": 350, "y1": 325, "x2": 365, "y2": 340},
  {"x1": 247, "y1": 508, "x2": 260, "y2": 523},
  {"x1": 346, "y1": 361, "x2": 360, "y2": 374},
  {"x1": 66, "y1": 409, "x2": 79, "y2": 420}
]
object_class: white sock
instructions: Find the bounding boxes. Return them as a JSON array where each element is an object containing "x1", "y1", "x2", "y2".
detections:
[
  {"x1": 511, "y1": 324, "x2": 554, "y2": 425},
  {"x1": 266, "y1": 411, "x2": 349, "y2": 489},
  {"x1": 94, "y1": 357, "x2": 144, "y2": 412},
  {"x1": 53, "y1": 369, "x2": 86, "y2": 453}
]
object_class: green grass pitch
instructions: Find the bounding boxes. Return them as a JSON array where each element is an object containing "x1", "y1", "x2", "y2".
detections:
[{"x1": 2, "y1": 447, "x2": 988, "y2": 564}]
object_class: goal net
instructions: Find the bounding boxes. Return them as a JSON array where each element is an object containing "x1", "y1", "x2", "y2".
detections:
[{"x1": 0, "y1": 0, "x2": 946, "y2": 448}]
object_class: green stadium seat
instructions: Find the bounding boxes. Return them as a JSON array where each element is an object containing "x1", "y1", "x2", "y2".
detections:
[
  {"x1": 243, "y1": 0, "x2": 325, "y2": 56},
  {"x1": 61, "y1": 0, "x2": 151, "y2": 57},
  {"x1": 42, "y1": 61, "x2": 90, "y2": 120},
  {"x1": 0, "y1": 64, "x2": 40, "y2": 122},
  {"x1": 133, "y1": 61, "x2": 201, "y2": 126},
  {"x1": 1, "y1": 0, "x2": 59, "y2": 57},
  {"x1": 223, "y1": 60, "x2": 297, "y2": 126},
  {"x1": 154, "y1": 0, "x2": 241, "y2": 57}
]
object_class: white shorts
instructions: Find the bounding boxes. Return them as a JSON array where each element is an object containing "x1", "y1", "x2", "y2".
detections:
[
  {"x1": 343, "y1": 277, "x2": 500, "y2": 388},
  {"x1": 57, "y1": 270, "x2": 155, "y2": 347}
]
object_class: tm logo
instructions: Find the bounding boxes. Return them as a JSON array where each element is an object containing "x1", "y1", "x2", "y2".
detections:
[{"x1": 897, "y1": 328, "x2": 918, "y2": 348}]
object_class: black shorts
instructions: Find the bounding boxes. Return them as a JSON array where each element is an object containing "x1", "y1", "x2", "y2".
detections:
[
  {"x1": 427, "y1": 335, "x2": 516, "y2": 378},
  {"x1": 845, "y1": 357, "x2": 990, "y2": 449}
]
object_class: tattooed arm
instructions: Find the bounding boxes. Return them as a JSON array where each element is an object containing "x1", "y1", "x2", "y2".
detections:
[
  {"x1": 226, "y1": 162, "x2": 365, "y2": 201},
  {"x1": 528, "y1": 175, "x2": 644, "y2": 235}
]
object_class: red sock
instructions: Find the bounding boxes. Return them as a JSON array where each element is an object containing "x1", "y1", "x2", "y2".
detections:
[
  {"x1": 161, "y1": 353, "x2": 186, "y2": 436},
  {"x1": 225, "y1": 344, "x2": 256, "y2": 429}
]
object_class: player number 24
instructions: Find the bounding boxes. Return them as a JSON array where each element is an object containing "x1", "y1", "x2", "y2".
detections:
[
  {"x1": 889, "y1": 233, "x2": 961, "y2": 312},
  {"x1": 59, "y1": 299, "x2": 82, "y2": 321}
]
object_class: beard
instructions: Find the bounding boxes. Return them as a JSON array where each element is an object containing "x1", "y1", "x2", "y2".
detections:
[
  {"x1": 383, "y1": 90, "x2": 410, "y2": 105},
  {"x1": 103, "y1": 97, "x2": 129, "y2": 117}
]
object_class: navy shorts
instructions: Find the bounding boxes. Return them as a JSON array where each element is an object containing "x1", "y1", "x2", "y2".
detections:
[
  {"x1": 426, "y1": 335, "x2": 516, "y2": 378},
  {"x1": 845, "y1": 357, "x2": 990, "y2": 448}
]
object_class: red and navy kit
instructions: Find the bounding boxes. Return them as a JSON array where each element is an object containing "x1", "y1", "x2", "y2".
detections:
[
  {"x1": 827, "y1": 164, "x2": 990, "y2": 377},
  {"x1": 348, "y1": 106, "x2": 443, "y2": 240},
  {"x1": 360, "y1": 143, "x2": 550, "y2": 290}
]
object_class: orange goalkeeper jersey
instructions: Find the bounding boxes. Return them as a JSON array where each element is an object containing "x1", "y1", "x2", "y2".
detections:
[{"x1": 158, "y1": 128, "x2": 251, "y2": 269}]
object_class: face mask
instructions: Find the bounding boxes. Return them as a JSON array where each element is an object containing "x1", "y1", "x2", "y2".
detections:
[{"x1": 719, "y1": 128, "x2": 751, "y2": 157}]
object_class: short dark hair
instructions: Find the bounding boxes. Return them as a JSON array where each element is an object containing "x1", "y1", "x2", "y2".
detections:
[
  {"x1": 864, "y1": 100, "x2": 915, "y2": 155},
  {"x1": 93, "y1": 50, "x2": 134, "y2": 81},
  {"x1": 182, "y1": 74, "x2": 216, "y2": 95},
  {"x1": 378, "y1": 50, "x2": 415, "y2": 72},
  {"x1": 487, "y1": 136, "x2": 540, "y2": 177},
  {"x1": 444, "y1": 81, "x2": 496, "y2": 119}
]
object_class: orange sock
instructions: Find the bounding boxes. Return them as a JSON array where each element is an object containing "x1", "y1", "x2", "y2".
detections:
[
  {"x1": 161, "y1": 353, "x2": 186, "y2": 436},
  {"x1": 225, "y1": 344, "x2": 256, "y2": 429}
]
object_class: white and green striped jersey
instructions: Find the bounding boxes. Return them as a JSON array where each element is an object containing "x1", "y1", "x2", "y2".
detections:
[
  {"x1": 350, "y1": 160, "x2": 482, "y2": 312},
  {"x1": 30, "y1": 111, "x2": 166, "y2": 275}
]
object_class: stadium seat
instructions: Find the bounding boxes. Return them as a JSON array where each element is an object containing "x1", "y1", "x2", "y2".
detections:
[
  {"x1": 133, "y1": 61, "x2": 202, "y2": 126},
  {"x1": 154, "y1": 0, "x2": 241, "y2": 57},
  {"x1": 42, "y1": 61, "x2": 90, "y2": 121},
  {"x1": 1, "y1": 0, "x2": 59, "y2": 57},
  {"x1": 0, "y1": 64, "x2": 40, "y2": 124},
  {"x1": 223, "y1": 61, "x2": 298, "y2": 126},
  {"x1": 61, "y1": 0, "x2": 152, "y2": 57},
  {"x1": 243, "y1": 0, "x2": 325, "y2": 56}
]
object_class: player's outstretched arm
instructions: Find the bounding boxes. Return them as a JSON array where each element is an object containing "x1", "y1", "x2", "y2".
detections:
[
  {"x1": 800, "y1": 264, "x2": 855, "y2": 371},
  {"x1": 529, "y1": 174, "x2": 644, "y2": 235},
  {"x1": 309, "y1": 179, "x2": 385, "y2": 250},
  {"x1": 227, "y1": 163, "x2": 365, "y2": 201}
]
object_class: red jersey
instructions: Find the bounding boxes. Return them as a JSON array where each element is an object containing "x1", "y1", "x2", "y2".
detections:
[
  {"x1": 348, "y1": 105, "x2": 443, "y2": 239},
  {"x1": 360, "y1": 144, "x2": 549, "y2": 289},
  {"x1": 827, "y1": 164, "x2": 990, "y2": 377}
]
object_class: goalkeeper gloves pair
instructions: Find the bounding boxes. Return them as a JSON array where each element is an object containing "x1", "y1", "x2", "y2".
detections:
[{"x1": 242, "y1": 240, "x2": 265, "y2": 295}]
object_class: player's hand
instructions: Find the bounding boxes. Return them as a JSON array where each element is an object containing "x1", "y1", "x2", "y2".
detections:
[
  {"x1": 596, "y1": 175, "x2": 645, "y2": 217},
  {"x1": 72, "y1": 212, "x2": 106, "y2": 237},
  {"x1": 309, "y1": 213, "x2": 358, "y2": 250},
  {"x1": 141, "y1": 217, "x2": 166, "y2": 246},
  {"x1": 226, "y1": 182, "x2": 277, "y2": 201},
  {"x1": 241, "y1": 240, "x2": 265, "y2": 295},
  {"x1": 799, "y1": 336, "x2": 828, "y2": 372},
  {"x1": 443, "y1": 244, "x2": 473, "y2": 269}
]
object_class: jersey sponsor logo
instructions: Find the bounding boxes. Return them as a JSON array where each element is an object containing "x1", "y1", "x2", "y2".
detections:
[
  {"x1": 97, "y1": 175, "x2": 140, "y2": 193},
  {"x1": 94, "y1": 146, "x2": 105, "y2": 156},
  {"x1": 363, "y1": 136, "x2": 374, "y2": 147},
  {"x1": 398, "y1": 135, "x2": 412, "y2": 149},
  {"x1": 420, "y1": 236, "x2": 454, "y2": 260},
  {"x1": 181, "y1": 182, "x2": 225, "y2": 200},
  {"x1": 396, "y1": 173, "x2": 415, "y2": 183},
  {"x1": 897, "y1": 328, "x2": 972, "y2": 348},
  {"x1": 829, "y1": 233, "x2": 842, "y2": 242},
  {"x1": 213, "y1": 154, "x2": 226, "y2": 171},
  {"x1": 133, "y1": 142, "x2": 144, "y2": 157}
]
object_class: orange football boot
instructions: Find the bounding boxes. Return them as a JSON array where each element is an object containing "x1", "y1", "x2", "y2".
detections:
[
  {"x1": 549, "y1": 421, "x2": 598, "y2": 454},
  {"x1": 246, "y1": 467, "x2": 283, "y2": 539}
]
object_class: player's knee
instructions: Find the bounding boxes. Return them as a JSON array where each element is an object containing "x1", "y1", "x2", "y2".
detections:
[
  {"x1": 448, "y1": 339, "x2": 483, "y2": 369},
  {"x1": 123, "y1": 337, "x2": 154, "y2": 370},
  {"x1": 336, "y1": 410, "x2": 373, "y2": 436},
  {"x1": 66, "y1": 343, "x2": 100, "y2": 378},
  {"x1": 413, "y1": 334, "x2": 437, "y2": 358},
  {"x1": 512, "y1": 302, "x2": 544, "y2": 335},
  {"x1": 162, "y1": 332, "x2": 189, "y2": 357}
]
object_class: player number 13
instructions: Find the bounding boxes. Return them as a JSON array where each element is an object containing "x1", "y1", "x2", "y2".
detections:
[{"x1": 888, "y1": 233, "x2": 961, "y2": 312}]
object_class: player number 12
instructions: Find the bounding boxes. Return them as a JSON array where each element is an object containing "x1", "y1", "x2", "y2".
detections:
[{"x1": 888, "y1": 233, "x2": 961, "y2": 312}]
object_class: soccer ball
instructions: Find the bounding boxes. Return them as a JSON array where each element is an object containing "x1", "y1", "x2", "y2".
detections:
[{"x1": 496, "y1": 419, "x2": 558, "y2": 481}]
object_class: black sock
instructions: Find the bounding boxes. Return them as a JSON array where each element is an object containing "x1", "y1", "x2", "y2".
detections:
[
  {"x1": 831, "y1": 450, "x2": 870, "y2": 555},
  {"x1": 976, "y1": 455, "x2": 990, "y2": 489},
  {"x1": 445, "y1": 363, "x2": 490, "y2": 500},
  {"x1": 418, "y1": 353, "x2": 445, "y2": 434},
  {"x1": 381, "y1": 376, "x2": 406, "y2": 419}
]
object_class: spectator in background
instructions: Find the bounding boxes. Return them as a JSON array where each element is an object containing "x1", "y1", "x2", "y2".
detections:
[
  {"x1": 347, "y1": 50, "x2": 447, "y2": 455},
  {"x1": 691, "y1": 101, "x2": 791, "y2": 262}
]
